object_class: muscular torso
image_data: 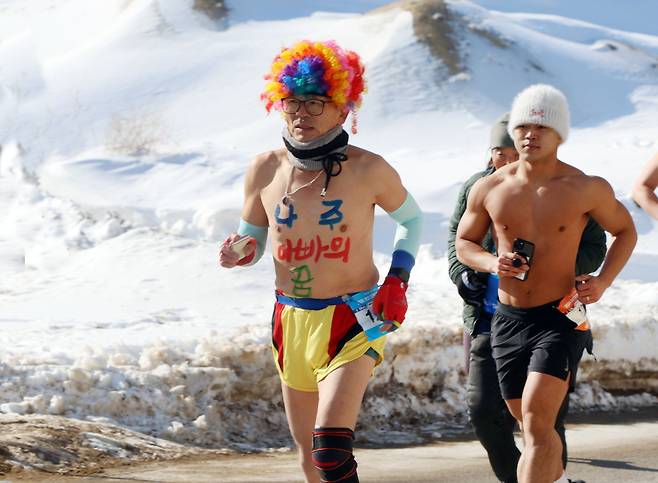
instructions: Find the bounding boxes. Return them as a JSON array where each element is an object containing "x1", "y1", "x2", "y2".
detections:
[
  {"x1": 486, "y1": 163, "x2": 590, "y2": 307},
  {"x1": 259, "y1": 147, "x2": 380, "y2": 298}
]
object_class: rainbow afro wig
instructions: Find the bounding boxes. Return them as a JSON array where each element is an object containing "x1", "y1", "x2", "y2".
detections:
[{"x1": 261, "y1": 40, "x2": 366, "y2": 133}]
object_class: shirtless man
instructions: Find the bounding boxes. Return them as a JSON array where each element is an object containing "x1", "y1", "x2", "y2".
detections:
[
  {"x1": 448, "y1": 113, "x2": 604, "y2": 483},
  {"x1": 219, "y1": 40, "x2": 422, "y2": 483},
  {"x1": 456, "y1": 84, "x2": 637, "y2": 483},
  {"x1": 632, "y1": 152, "x2": 658, "y2": 220}
]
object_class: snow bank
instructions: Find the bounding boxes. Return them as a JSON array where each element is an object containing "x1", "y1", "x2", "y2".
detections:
[{"x1": 0, "y1": 0, "x2": 656, "y2": 451}]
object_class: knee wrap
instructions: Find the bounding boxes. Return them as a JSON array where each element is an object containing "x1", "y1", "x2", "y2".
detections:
[{"x1": 312, "y1": 427, "x2": 358, "y2": 482}]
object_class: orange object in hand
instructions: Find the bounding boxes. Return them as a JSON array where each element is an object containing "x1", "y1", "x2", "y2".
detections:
[{"x1": 558, "y1": 288, "x2": 590, "y2": 331}]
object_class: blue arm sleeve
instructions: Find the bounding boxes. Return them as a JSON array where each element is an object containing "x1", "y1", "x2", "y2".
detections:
[
  {"x1": 386, "y1": 193, "x2": 423, "y2": 282},
  {"x1": 237, "y1": 218, "x2": 268, "y2": 266}
]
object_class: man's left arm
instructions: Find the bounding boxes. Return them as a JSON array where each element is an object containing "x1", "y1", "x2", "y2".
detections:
[
  {"x1": 371, "y1": 157, "x2": 423, "y2": 328},
  {"x1": 577, "y1": 177, "x2": 637, "y2": 303}
]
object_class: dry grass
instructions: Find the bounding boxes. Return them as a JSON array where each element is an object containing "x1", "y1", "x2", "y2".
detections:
[
  {"x1": 192, "y1": 0, "x2": 228, "y2": 21},
  {"x1": 468, "y1": 23, "x2": 511, "y2": 49},
  {"x1": 105, "y1": 112, "x2": 164, "y2": 156},
  {"x1": 370, "y1": 0, "x2": 513, "y2": 76},
  {"x1": 370, "y1": 0, "x2": 460, "y2": 75}
]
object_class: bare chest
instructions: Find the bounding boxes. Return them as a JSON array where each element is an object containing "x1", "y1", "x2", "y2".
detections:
[
  {"x1": 261, "y1": 166, "x2": 375, "y2": 263},
  {"x1": 487, "y1": 182, "x2": 588, "y2": 248}
]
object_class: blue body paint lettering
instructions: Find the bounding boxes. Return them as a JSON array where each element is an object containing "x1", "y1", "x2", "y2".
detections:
[
  {"x1": 275, "y1": 203, "x2": 299, "y2": 229},
  {"x1": 319, "y1": 199, "x2": 344, "y2": 230}
]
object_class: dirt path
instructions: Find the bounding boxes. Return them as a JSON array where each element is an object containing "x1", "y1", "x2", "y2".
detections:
[{"x1": 7, "y1": 420, "x2": 657, "y2": 483}]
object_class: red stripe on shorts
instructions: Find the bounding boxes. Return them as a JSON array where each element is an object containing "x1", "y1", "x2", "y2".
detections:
[
  {"x1": 272, "y1": 302, "x2": 286, "y2": 372},
  {"x1": 327, "y1": 304, "x2": 359, "y2": 361}
]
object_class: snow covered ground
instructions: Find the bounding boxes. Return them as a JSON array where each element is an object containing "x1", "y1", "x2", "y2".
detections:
[{"x1": 0, "y1": 0, "x2": 656, "y2": 450}]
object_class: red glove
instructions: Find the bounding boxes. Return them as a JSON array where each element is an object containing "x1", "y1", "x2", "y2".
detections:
[{"x1": 372, "y1": 276, "x2": 408, "y2": 325}]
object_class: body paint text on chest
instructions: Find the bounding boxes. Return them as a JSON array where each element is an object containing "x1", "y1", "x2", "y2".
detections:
[
  {"x1": 290, "y1": 264, "x2": 313, "y2": 297},
  {"x1": 319, "y1": 199, "x2": 344, "y2": 230},
  {"x1": 278, "y1": 236, "x2": 351, "y2": 263},
  {"x1": 275, "y1": 203, "x2": 299, "y2": 229}
]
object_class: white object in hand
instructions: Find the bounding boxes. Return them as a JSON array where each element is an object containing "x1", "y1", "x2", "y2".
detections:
[{"x1": 229, "y1": 236, "x2": 251, "y2": 259}]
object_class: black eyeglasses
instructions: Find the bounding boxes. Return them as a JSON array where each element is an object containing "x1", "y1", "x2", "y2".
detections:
[{"x1": 282, "y1": 98, "x2": 328, "y2": 116}]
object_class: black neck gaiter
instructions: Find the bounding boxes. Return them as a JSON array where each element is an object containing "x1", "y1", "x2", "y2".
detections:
[{"x1": 282, "y1": 125, "x2": 349, "y2": 196}]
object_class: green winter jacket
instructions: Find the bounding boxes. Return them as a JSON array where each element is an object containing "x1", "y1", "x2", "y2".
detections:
[{"x1": 447, "y1": 168, "x2": 608, "y2": 334}]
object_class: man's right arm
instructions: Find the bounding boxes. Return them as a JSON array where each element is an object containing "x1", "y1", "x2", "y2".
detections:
[
  {"x1": 632, "y1": 152, "x2": 658, "y2": 220},
  {"x1": 447, "y1": 181, "x2": 472, "y2": 284},
  {"x1": 448, "y1": 171, "x2": 489, "y2": 284},
  {"x1": 219, "y1": 155, "x2": 270, "y2": 269},
  {"x1": 448, "y1": 172, "x2": 491, "y2": 305},
  {"x1": 455, "y1": 178, "x2": 526, "y2": 278}
]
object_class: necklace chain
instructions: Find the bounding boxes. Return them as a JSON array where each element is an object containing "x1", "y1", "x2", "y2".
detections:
[{"x1": 281, "y1": 167, "x2": 324, "y2": 205}]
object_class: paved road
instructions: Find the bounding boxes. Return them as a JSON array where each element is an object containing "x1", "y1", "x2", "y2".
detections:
[{"x1": 6, "y1": 421, "x2": 658, "y2": 482}]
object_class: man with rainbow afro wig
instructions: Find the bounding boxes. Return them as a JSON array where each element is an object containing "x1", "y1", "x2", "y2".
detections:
[
  {"x1": 262, "y1": 39, "x2": 365, "y2": 134},
  {"x1": 220, "y1": 40, "x2": 423, "y2": 483}
]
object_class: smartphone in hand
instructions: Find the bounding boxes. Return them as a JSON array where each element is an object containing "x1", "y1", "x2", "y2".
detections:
[{"x1": 512, "y1": 238, "x2": 535, "y2": 281}]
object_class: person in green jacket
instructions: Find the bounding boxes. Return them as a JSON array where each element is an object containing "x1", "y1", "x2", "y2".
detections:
[{"x1": 447, "y1": 113, "x2": 606, "y2": 483}]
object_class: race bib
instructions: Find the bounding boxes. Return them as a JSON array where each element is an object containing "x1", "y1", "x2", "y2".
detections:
[{"x1": 343, "y1": 286, "x2": 394, "y2": 341}]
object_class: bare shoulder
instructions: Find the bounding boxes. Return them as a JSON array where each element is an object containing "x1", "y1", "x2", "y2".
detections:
[
  {"x1": 346, "y1": 145, "x2": 387, "y2": 170},
  {"x1": 554, "y1": 161, "x2": 589, "y2": 185},
  {"x1": 346, "y1": 145, "x2": 407, "y2": 209},
  {"x1": 346, "y1": 145, "x2": 401, "y2": 182},
  {"x1": 468, "y1": 169, "x2": 502, "y2": 207},
  {"x1": 467, "y1": 163, "x2": 517, "y2": 209},
  {"x1": 582, "y1": 174, "x2": 615, "y2": 200},
  {"x1": 586, "y1": 174, "x2": 614, "y2": 190},
  {"x1": 555, "y1": 161, "x2": 612, "y2": 194},
  {"x1": 249, "y1": 149, "x2": 283, "y2": 171},
  {"x1": 557, "y1": 160, "x2": 586, "y2": 177},
  {"x1": 477, "y1": 162, "x2": 510, "y2": 189},
  {"x1": 246, "y1": 149, "x2": 284, "y2": 186}
]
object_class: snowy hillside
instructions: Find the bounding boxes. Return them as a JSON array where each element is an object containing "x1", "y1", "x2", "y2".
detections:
[{"x1": 0, "y1": 0, "x2": 656, "y2": 450}]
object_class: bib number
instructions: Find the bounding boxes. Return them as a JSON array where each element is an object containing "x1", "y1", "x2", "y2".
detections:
[{"x1": 343, "y1": 286, "x2": 390, "y2": 341}]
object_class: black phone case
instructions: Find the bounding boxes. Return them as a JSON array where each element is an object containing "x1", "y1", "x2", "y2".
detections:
[{"x1": 513, "y1": 238, "x2": 535, "y2": 281}]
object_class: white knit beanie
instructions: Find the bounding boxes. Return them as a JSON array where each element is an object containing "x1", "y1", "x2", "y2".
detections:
[{"x1": 507, "y1": 84, "x2": 570, "y2": 142}]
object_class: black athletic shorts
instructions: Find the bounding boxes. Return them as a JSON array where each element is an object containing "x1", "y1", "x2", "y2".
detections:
[{"x1": 491, "y1": 299, "x2": 577, "y2": 400}]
